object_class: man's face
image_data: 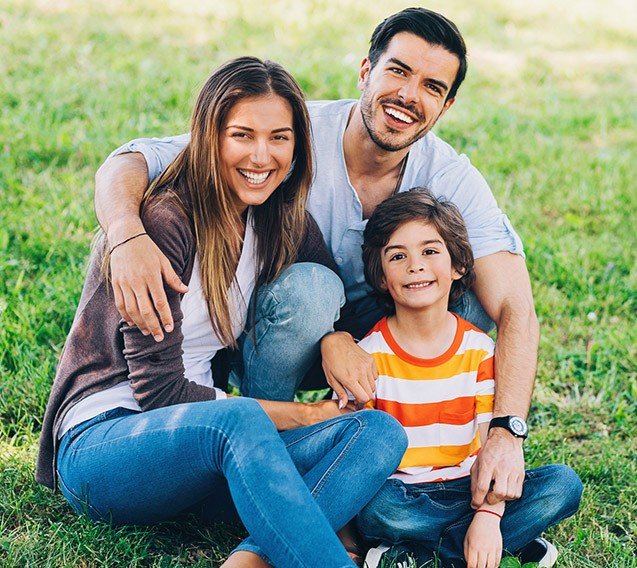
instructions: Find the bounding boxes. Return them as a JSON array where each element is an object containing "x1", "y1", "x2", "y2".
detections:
[{"x1": 358, "y1": 32, "x2": 460, "y2": 152}]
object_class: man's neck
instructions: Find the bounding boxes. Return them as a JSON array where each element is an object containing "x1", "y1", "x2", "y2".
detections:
[
  {"x1": 343, "y1": 102, "x2": 410, "y2": 179},
  {"x1": 343, "y1": 102, "x2": 412, "y2": 218},
  {"x1": 388, "y1": 304, "x2": 457, "y2": 360}
]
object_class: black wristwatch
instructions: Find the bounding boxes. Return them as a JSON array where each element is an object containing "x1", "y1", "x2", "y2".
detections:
[{"x1": 488, "y1": 416, "x2": 528, "y2": 439}]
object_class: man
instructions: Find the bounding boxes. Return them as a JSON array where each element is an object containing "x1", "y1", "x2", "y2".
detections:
[{"x1": 95, "y1": 7, "x2": 538, "y2": 511}]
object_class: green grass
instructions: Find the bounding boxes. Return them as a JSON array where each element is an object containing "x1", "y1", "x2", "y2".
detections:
[{"x1": 1, "y1": 0, "x2": 636, "y2": 565}]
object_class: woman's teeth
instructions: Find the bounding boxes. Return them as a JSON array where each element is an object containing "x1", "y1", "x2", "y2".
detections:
[{"x1": 239, "y1": 170, "x2": 270, "y2": 184}]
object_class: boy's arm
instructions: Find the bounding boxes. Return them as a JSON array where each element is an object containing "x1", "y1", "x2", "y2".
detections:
[
  {"x1": 94, "y1": 143, "x2": 188, "y2": 340},
  {"x1": 466, "y1": 423, "x2": 505, "y2": 568},
  {"x1": 470, "y1": 251, "x2": 538, "y2": 508}
]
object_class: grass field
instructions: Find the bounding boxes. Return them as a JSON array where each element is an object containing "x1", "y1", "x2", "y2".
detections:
[{"x1": 1, "y1": 0, "x2": 636, "y2": 566}]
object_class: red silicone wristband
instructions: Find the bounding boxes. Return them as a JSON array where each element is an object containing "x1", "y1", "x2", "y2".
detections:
[{"x1": 475, "y1": 509, "x2": 503, "y2": 520}]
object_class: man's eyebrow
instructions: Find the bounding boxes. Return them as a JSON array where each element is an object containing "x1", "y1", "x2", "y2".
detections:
[
  {"x1": 386, "y1": 57, "x2": 450, "y2": 92},
  {"x1": 387, "y1": 57, "x2": 413, "y2": 73}
]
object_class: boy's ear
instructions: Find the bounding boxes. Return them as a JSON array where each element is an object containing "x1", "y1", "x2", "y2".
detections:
[
  {"x1": 451, "y1": 267, "x2": 464, "y2": 281},
  {"x1": 379, "y1": 275, "x2": 388, "y2": 291}
]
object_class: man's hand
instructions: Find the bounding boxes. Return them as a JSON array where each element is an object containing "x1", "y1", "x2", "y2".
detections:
[
  {"x1": 470, "y1": 428, "x2": 525, "y2": 508},
  {"x1": 109, "y1": 229, "x2": 187, "y2": 341},
  {"x1": 320, "y1": 332, "x2": 377, "y2": 407},
  {"x1": 464, "y1": 512, "x2": 503, "y2": 568}
]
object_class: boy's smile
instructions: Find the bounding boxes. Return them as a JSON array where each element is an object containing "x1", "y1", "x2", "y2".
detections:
[{"x1": 381, "y1": 220, "x2": 461, "y2": 313}]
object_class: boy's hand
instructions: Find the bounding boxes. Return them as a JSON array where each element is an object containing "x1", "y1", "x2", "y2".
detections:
[
  {"x1": 464, "y1": 512, "x2": 503, "y2": 568},
  {"x1": 320, "y1": 332, "x2": 377, "y2": 407}
]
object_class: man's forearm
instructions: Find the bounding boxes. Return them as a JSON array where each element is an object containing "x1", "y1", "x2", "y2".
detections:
[
  {"x1": 94, "y1": 152, "x2": 149, "y2": 243},
  {"x1": 492, "y1": 302, "x2": 539, "y2": 419}
]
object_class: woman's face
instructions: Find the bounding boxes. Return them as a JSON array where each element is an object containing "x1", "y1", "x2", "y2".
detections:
[{"x1": 220, "y1": 94, "x2": 295, "y2": 214}]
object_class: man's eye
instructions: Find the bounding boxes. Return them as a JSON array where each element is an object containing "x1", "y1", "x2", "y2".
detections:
[
  {"x1": 424, "y1": 249, "x2": 438, "y2": 255},
  {"x1": 390, "y1": 67, "x2": 406, "y2": 76},
  {"x1": 426, "y1": 83, "x2": 442, "y2": 95}
]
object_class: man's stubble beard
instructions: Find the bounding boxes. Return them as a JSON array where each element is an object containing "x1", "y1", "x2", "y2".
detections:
[{"x1": 359, "y1": 88, "x2": 431, "y2": 153}]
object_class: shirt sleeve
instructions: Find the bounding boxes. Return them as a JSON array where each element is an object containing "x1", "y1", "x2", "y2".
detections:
[
  {"x1": 120, "y1": 196, "x2": 221, "y2": 411},
  {"x1": 107, "y1": 133, "x2": 191, "y2": 183},
  {"x1": 429, "y1": 154, "x2": 525, "y2": 260}
]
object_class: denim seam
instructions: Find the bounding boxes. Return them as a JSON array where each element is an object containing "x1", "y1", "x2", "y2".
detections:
[
  {"x1": 56, "y1": 471, "x2": 104, "y2": 519},
  {"x1": 300, "y1": 415, "x2": 365, "y2": 498},
  {"x1": 219, "y1": 427, "x2": 309, "y2": 568}
]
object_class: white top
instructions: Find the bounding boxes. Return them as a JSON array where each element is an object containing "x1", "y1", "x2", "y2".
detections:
[{"x1": 58, "y1": 211, "x2": 258, "y2": 437}]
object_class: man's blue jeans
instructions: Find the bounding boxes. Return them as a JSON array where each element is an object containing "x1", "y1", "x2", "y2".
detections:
[
  {"x1": 237, "y1": 262, "x2": 494, "y2": 400},
  {"x1": 57, "y1": 399, "x2": 407, "y2": 568},
  {"x1": 356, "y1": 465, "x2": 583, "y2": 567}
]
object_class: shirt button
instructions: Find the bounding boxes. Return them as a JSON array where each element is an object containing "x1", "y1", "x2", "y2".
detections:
[{"x1": 335, "y1": 257, "x2": 343, "y2": 264}]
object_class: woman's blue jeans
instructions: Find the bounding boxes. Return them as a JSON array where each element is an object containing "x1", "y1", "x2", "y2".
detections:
[
  {"x1": 236, "y1": 263, "x2": 494, "y2": 401},
  {"x1": 357, "y1": 465, "x2": 583, "y2": 567},
  {"x1": 57, "y1": 398, "x2": 407, "y2": 568}
]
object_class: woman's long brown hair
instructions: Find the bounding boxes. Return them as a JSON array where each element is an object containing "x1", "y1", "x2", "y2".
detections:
[{"x1": 143, "y1": 57, "x2": 312, "y2": 347}]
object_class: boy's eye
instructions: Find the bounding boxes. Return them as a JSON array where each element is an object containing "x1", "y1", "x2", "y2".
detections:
[
  {"x1": 423, "y1": 249, "x2": 438, "y2": 255},
  {"x1": 389, "y1": 253, "x2": 406, "y2": 261}
]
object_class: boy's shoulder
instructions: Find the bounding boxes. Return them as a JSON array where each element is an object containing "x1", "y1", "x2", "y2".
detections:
[
  {"x1": 454, "y1": 315, "x2": 495, "y2": 354},
  {"x1": 357, "y1": 317, "x2": 390, "y2": 354}
]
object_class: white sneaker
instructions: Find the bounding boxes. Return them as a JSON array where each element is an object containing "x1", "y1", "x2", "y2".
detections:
[{"x1": 364, "y1": 544, "x2": 390, "y2": 568}]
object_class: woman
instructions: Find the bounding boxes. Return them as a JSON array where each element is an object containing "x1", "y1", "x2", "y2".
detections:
[{"x1": 36, "y1": 57, "x2": 407, "y2": 567}]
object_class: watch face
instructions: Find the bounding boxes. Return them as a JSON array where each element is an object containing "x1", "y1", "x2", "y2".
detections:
[{"x1": 510, "y1": 417, "x2": 528, "y2": 436}]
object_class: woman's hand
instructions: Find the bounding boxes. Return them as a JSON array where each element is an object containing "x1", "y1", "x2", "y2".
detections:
[
  {"x1": 304, "y1": 400, "x2": 356, "y2": 425},
  {"x1": 463, "y1": 511, "x2": 503, "y2": 568},
  {"x1": 256, "y1": 399, "x2": 356, "y2": 431},
  {"x1": 320, "y1": 332, "x2": 377, "y2": 408}
]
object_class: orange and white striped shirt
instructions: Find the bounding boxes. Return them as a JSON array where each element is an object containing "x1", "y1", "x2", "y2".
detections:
[{"x1": 360, "y1": 314, "x2": 495, "y2": 484}]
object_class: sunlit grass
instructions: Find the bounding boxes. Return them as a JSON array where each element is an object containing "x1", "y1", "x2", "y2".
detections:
[{"x1": 1, "y1": 0, "x2": 635, "y2": 565}]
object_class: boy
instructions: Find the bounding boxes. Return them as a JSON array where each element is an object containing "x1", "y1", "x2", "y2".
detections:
[{"x1": 356, "y1": 189, "x2": 582, "y2": 568}]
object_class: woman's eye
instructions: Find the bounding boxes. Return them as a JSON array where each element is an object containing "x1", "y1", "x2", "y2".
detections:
[
  {"x1": 273, "y1": 135, "x2": 289, "y2": 141},
  {"x1": 231, "y1": 132, "x2": 248, "y2": 138}
]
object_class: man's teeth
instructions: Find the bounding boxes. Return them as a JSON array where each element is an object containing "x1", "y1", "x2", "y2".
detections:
[
  {"x1": 405, "y1": 282, "x2": 432, "y2": 289},
  {"x1": 239, "y1": 170, "x2": 270, "y2": 184},
  {"x1": 385, "y1": 107, "x2": 414, "y2": 124}
]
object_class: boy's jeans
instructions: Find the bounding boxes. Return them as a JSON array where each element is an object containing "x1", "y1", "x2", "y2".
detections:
[
  {"x1": 236, "y1": 262, "x2": 493, "y2": 400},
  {"x1": 57, "y1": 398, "x2": 407, "y2": 568},
  {"x1": 357, "y1": 465, "x2": 583, "y2": 567}
]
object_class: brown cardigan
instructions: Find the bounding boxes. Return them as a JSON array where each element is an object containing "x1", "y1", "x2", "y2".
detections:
[{"x1": 36, "y1": 187, "x2": 337, "y2": 489}]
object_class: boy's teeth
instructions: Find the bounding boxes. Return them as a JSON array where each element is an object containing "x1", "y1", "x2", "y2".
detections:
[
  {"x1": 385, "y1": 107, "x2": 414, "y2": 124},
  {"x1": 406, "y1": 282, "x2": 432, "y2": 288},
  {"x1": 239, "y1": 170, "x2": 270, "y2": 183}
]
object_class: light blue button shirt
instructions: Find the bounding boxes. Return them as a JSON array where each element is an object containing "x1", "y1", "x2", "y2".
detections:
[{"x1": 109, "y1": 100, "x2": 524, "y2": 304}]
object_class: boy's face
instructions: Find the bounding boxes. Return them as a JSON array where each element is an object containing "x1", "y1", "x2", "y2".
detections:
[{"x1": 380, "y1": 220, "x2": 461, "y2": 313}]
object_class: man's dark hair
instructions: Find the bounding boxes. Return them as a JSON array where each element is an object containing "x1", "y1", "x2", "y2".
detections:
[
  {"x1": 362, "y1": 188, "x2": 475, "y2": 313},
  {"x1": 368, "y1": 7, "x2": 467, "y2": 100}
]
